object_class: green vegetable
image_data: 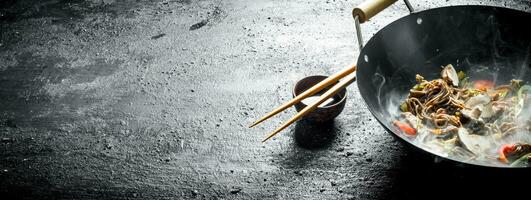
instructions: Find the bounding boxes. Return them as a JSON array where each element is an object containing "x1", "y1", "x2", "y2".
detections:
[
  {"x1": 412, "y1": 82, "x2": 428, "y2": 91},
  {"x1": 459, "y1": 77, "x2": 469, "y2": 88},
  {"x1": 517, "y1": 85, "x2": 531, "y2": 100},
  {"x1": 510, "y1": 152, "x2": 531, "y2": 167},
  {"x1": 498, "y1": 89, "x2": 509, "y2": 98},
  {"x1": 513, "y1": 85, "x2": 531, "y2": 117},
  {"x1": 400, "y1": 102, "x2": 408, "y2": 112},
  {"x1": 463, "y1": 88, "x2": 482, "y2": 97},
  {"x1": 511, "y1": 79, "x2": 523, "y2": 90},
  {"x1": 457, "y1": 71, "x2": 466, "y2": 80}
]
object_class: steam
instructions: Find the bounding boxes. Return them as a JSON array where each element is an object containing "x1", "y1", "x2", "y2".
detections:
[
  {"x1": 367, "y1": 6, "x2": 531, "y2": 167},
  {"x1": 384, "y1": 62, "x2": 531, "y2": 166},
  {"x1": 374, "y1": 72, "x2": 385, "y2": 111},
  {"x1": 516, "y1": 47, "x2": 530, "y2": 81},
  {"x1": 507, "y1": 99, "x2": 531, "y2": 144},
  {"x1": 373, "y1": 72, "x2": 408, "y2": 123}
]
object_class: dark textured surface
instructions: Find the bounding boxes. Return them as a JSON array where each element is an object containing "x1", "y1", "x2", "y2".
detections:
[{"x1": 0, "y1": 0, "x2": 530, "y2": 199}]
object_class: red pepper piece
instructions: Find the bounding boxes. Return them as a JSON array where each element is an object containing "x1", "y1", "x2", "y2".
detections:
[
  {"x1": 393, "y1": 120, "x2": 417, "y2": 136},
  {"x1": 474, "y1": 80, "x2": 495, "y2": 90},
  {"x1": 498, "y1": 144, "x2": 516, "y2": 163}
]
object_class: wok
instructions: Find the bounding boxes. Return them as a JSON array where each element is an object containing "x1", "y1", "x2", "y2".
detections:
[{"x1": 353, "y1": 0, "x2": 531, "y2": 168}]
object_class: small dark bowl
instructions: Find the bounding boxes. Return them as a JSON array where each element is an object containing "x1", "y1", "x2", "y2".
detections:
[{"x1": 293, "y1": 75, "x2": 347, "y2": 122}]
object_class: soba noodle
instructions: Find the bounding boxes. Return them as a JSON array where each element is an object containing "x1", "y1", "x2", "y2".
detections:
[{"x1": 394, "y1": 64, "x2": 531, "y2": 167}]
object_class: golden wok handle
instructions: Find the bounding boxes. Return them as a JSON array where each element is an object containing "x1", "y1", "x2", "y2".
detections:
[{"x1": 352, "y1": 0, "x2": 398, "y2": 23}]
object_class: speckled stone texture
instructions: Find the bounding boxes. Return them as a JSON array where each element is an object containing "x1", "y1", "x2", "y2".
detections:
[{"x1": 1, "y1": 0, "x2": 530, "y2": 199}]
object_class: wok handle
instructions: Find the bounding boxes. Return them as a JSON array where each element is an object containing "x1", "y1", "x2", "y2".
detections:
[
  {"x1": 352, "y1": 0, "x2": 414, "y2": 49},
  {"x1": 352, "y1": 0, "x2": 398, "y2": 23}
]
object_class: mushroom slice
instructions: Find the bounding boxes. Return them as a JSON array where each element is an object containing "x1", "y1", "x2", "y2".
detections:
[
  {"x1": 465, "y1": 94, "x2": 490, "y2": 108},
  {"x1": 457, "y1": 127, "x2": 495, "y2": 156},
  {"x1": 441, "y1": 64, "x2": 459, "y2": 87}
]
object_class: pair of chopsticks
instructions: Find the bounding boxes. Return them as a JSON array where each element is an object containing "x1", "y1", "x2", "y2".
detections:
[{"x1": 250, "y1": 65, "x2": 357, "y2": 142}]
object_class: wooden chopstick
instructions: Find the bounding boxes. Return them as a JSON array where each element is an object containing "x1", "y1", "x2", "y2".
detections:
[
  {"x1": 261, "y1": 74, "x2": 357, "y2": 142},
  {"x1": 249, "y1": 65, "x2": 356, "y2": 128}
]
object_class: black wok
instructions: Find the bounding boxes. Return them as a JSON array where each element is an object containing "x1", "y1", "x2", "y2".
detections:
[{"x1": 353, "y1": 0, "x2": 531, "y2": 168}]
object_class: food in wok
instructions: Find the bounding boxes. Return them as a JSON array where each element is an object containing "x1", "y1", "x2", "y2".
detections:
[{"x1": 394, "y1": 64, "x2": 531, "y2": 167}]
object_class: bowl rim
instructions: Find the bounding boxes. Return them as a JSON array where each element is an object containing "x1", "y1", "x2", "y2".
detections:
[{"x1": 293, "y1": 75, "x2": 347, "y2": 109}]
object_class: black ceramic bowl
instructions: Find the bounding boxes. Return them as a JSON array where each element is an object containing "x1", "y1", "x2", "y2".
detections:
[{"x1": 292, "y1": 75, "x2": 347, "y2": 122}]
